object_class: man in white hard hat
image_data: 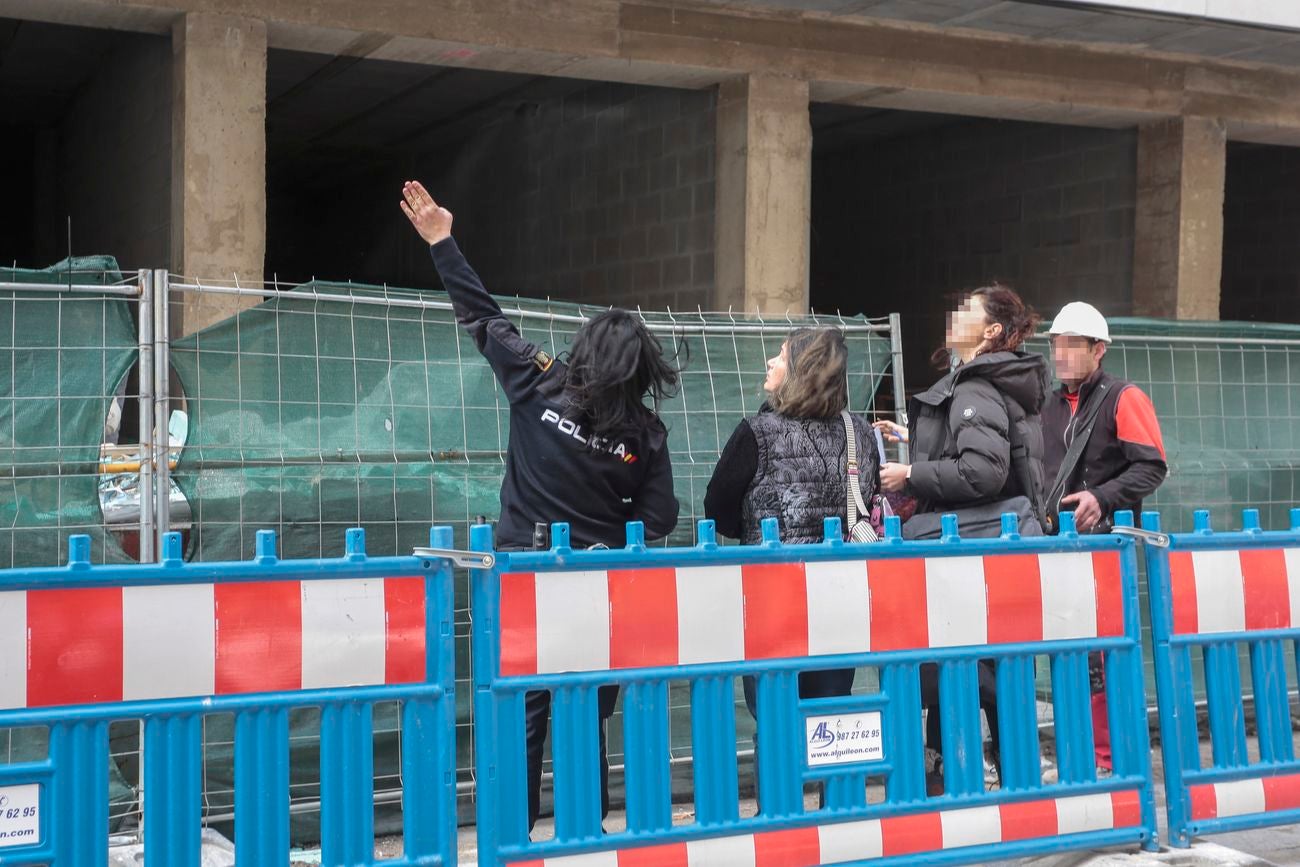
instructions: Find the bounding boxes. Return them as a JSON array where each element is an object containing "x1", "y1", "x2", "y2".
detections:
[
  {"x1": 1042, "y1": 301, "x2": 1167, "y2": 774},
  {"x1": 1042, "y1": 302, "x2": 1167, "y2": 535}
]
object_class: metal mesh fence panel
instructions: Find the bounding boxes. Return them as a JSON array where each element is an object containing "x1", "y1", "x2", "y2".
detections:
[{"x1": 0, "y1": 258, "x2": 144, "y2": 569}]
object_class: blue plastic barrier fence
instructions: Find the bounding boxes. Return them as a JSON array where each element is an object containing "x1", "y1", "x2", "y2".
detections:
[
  {"x1": 0, "y1": 527, "x2": 458, "y2": 867},
  {"x1": 470, "y1": 512, "x2": 1158, "y2": 867},
  {"x1": 1142, "y1": 508, "x2": 1300, "y2": 847}
]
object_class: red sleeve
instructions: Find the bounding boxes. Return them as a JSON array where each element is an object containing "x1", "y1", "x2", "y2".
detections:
[{"x1": 1115, "y1": 387, "x2": 1166, "y2": 460}]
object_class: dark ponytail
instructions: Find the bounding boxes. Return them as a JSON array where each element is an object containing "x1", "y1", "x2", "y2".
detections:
[{"x1": 972, "y1": 284, "x2": 1040, "y2": 355}]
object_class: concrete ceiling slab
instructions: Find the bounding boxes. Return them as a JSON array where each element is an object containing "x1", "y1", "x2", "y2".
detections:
[
  {"x1": 1059, "y1": 13, "x2": 1196, "y2": 44},
  {"x1": 811, "y1": 77, "x2": 1157, "y2": 128},
  {"x1": 0, "y1": 17, "x2": 152, "y2": 125},
  {"x1": 959, "y1": 4, "x2": 1109, "y2": 38},
  {"x1": 1148, "y1": 23, "x2": 1297, "y2": 57},
  {"x1": 0, "y1": 0, "x2": 171, "y2": 34},
  {"x1": 1227, "y1": 40, "x2": 1300, "y2": 66},
  {"x1": 689, "y1": 0, "x2": 1300, "y2": 69},
  {"x1": 855, "y1": 0, "x2": 998, "y2": 25},
  {"x1": 5, "y1": 0, "x2": 1300, "y2": 149}
]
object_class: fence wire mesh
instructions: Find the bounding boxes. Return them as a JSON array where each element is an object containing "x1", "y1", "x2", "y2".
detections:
[{"x1": 0, "y1": 258, "x2": 148, "y2": 569}]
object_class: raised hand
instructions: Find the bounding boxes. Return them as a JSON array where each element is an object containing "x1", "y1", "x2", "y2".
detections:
[{"x1": 400, "y1": 180, "x2": 453, "y2": 246}]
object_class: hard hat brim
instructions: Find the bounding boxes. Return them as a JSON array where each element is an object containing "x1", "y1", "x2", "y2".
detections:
[{"x1": 1048, "y1": 328, "x2": 1112, "y2": 343}]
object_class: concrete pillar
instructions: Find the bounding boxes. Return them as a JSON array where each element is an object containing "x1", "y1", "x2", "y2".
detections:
[
  {"x1": 170, "y1": 12, "x2": 266, "y2": 335},
  {"x1": 1132, "y1": 116, "x2": 1226, "y2": 320},
  {"x1": 714, "y1": 74, "x2": 811, "y2": 314}
]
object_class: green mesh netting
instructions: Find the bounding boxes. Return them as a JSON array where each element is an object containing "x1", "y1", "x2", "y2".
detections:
[{"x1": 0, "y1": 257, "x2": 137, "y2": 568}]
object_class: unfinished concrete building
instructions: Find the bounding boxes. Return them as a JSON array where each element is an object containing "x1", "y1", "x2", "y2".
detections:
[{"x1": 2, "y1": 0, "x2": 1299, "y2": 366}]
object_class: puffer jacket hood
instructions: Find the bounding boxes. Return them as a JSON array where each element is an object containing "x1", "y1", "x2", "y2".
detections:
[
  {"x1": 918, "y1": 351, "x2": 1050, "y2": 416},
  {"x1": 905, "y1": 350, "x2": 1049, "y2": 518}
]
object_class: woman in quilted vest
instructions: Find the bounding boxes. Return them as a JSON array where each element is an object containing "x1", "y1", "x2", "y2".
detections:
[{"x1": 704, "y1": 326, "x2": 880, "y2": 802}]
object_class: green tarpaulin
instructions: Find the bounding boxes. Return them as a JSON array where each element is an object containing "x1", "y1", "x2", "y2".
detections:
[{"x1": 0, "y1": 257, "x2": 137, "y2": 568}]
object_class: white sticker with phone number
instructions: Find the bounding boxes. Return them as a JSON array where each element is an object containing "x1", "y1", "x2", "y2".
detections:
[{"x1": 0, "y1": 784, "x2": 40, "y2": 848}]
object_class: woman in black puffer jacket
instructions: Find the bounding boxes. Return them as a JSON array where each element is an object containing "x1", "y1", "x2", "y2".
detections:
[
  {"x1": 877, "y1": 285, "x2": 1049, "y2": 795},
  {"x1": 878, "y1": 286, "x2": 1048, "y2": 527}
]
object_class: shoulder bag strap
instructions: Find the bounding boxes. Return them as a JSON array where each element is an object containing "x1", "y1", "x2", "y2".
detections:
[
  {"x1": 1044, "y1": 383, "x2": 1127, "y2": 529},
  {"x1": 842, "y1": 413, "x2": 873, "y2": 522}
]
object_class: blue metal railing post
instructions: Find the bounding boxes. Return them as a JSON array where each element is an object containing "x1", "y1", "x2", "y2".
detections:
[
  {"x1": 143, "y1": 714, "x2": 202, "y2": 866},
  {"x1": 1142, "y1": 510, "x2": 1193, "y2": 847},
  {"x1": 234, "y1": 706, "x2": 290, "y2": 864},
  {"x1": 401, "y1": 525, "x2": 458, "y2": 865},
  {"x1": 1110, "y1": 511, "x2": 1158, "y2": 850},
  {"x1": 48, "y1": 720, "x2": 109, "y2": 866}
]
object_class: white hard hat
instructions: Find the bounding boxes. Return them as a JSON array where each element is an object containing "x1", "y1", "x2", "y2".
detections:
[{"x1": 1049, "y1": 301, "x2": 1111, "y2": 343}]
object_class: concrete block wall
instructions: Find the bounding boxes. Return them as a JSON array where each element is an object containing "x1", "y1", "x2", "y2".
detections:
[
  {"x1": 812, "y1": 117, "x2": 1136, "y2": 382},
  {"x1": 1221, "y1": 142, "x2": 1300, "y2": 324},
  {"x1": 475, "y1": 83, "x2": 717, "y2": 311},
  {"x1": 34, "y1": 33, "x2": 172, "y2": 270},
  {"x1": 268, "y1": 78, "x2": 716, "y2": 311}
]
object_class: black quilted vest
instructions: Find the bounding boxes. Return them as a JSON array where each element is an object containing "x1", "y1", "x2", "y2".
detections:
[{"x1": 741, "y1": 410, "x2": 877, "y2": 545}]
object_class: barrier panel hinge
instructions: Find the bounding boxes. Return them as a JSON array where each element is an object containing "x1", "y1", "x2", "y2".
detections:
[
  {"x1": 413, "y1": 547, "x2": 496, "y2": 568},
  {"x1": 1110, "y1": 526, "x2": 1171, "y2": 548}
]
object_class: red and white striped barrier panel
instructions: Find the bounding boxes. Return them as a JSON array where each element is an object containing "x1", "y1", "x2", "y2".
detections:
[
  {"x1": 0, "y1": 576, "x2": 426, "y2": 709},
  {"x1": 1168, "y1": 548, "x2": 1300, "y2": 636},
  {"x1": 512, "y1": 791, "x2": 1143, "y2": 866},
  {"x1": 1190, "y1": 773, "x2": 1300, "y2": 821},
  {"x1": 500, "y1": 551, "x2": 1124, "y2": 676}
]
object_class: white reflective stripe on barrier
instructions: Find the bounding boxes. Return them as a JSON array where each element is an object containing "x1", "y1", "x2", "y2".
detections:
[
  {"x1": 123, "y1": 583, "x2": 217, "y2": 699},
  {"x1": 0, "y1": 577, "x2": 427, "y2": 709},
  {"x1": 1041, "y1": 551, "x2": 1100, "y2": 640},
  {"x1": 675, "y1": 565, "x2": 745, "y2": 665},
  {"x1": 804, "y1": 560, "x2": 871, "y2": 656},
  {"x1": 1286, "y1": 548, "x2": 1300, "y2": 626},
  {"x1": 301, "y1": 577, "x2": 390, "y2": 688},
  {"x1": 500, "y1": 551, "x2": 1125, "y2": 675},
  {"x1": 0, "y1": 590, "x2": 27, "y2": 708},
  {"x1": 513, "y1": 791, "x2": 1143, "y2": 866},
  {"x1": 1190, "y1": 551, "x2": 1247, "y2": 634},
  {"x1": 925, "y1": 556, "x2": 988, "y2": 648}
]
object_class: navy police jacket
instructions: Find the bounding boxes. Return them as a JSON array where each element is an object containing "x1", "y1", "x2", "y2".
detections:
[{"x1": 428, "y1": 237, "x2": 679, "y2": 549}]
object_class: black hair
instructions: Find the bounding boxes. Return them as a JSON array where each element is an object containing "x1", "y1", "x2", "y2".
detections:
[
  {"x1": 563, "y1": 309, "x2": 681, "y2": 442},
  {"x1": 972, "y1": 284, "x2": 1040, "y2": 355}
]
